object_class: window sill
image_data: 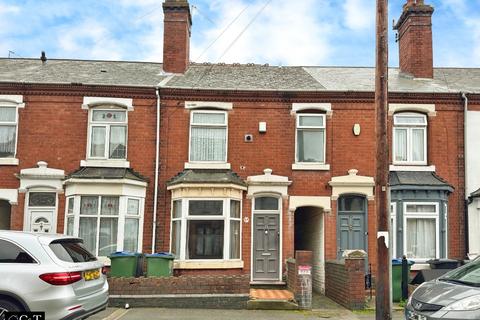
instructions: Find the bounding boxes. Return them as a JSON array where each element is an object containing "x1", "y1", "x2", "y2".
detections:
[
  {"x1": 292, "y1": 163, "x2": 330, "y2": 171},
  {"x1": 0, "y1": 158, "x2": 19, "y2": 165},
  {"x1": 389, "y1": 165, "x2": 435, "y2": 172},
  {"x1": 81, "y1": 159, "x2": 130, "y2": 168},
  {"x1": 184, "y1": 162, "x2": 231, "y2": 170},
  {"x1": 173, "y1": 260, "x2": 244, "y2": 269},
  {"x1": 410, "y1": 263, "x2": 432, "y2": 271}
]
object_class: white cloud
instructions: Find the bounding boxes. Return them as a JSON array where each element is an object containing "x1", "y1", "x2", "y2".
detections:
[
  {"x1": 342, "y1": 0, "x2": 375, "y2": 30},
  {"x1": 189, "y1": 0, "x2": 334, "y2": 66},
  {"x1": 55, "y1": 19, "x2": 123, "y2": 60}
]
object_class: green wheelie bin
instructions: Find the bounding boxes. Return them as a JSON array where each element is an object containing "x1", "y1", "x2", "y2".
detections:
[
  {"x1": 392, "y1": 258, "x2": 414, "y2": 302},
  {"x1": 109, "y1": 251, "x2": 143, "y2": 277},
  {"x1": 146, "y1": 253, "x2": 175, "y2": 277}
]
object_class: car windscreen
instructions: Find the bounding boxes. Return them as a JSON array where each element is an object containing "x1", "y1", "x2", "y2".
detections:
[
  {"x1": 440, "y1": 260, "x2": 480, "y2": 287},
  {"x1": 49, "y1": 239, "x2": 97, "y2": 263}
]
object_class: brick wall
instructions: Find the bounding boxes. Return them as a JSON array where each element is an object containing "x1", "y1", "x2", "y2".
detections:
[
  {"x1": 0, "y1": 87, "x2": 157, "y2": 253},
  {"x1": 108, "y1": 274, "x2": 250, "y2": 295},
  {"x1": 394, "y1": 2, "x2": 434, "y2": 78},
  {"x1": 286, "y1": 251, "x2": 313, "y2": 307},
  {"x1": 158, "y1": 92, "x2": 466, "y2": 277},
  {"x1": 325, "y1": 258, "x2": 366, "y2": 310},
  {"x1": 162, "y1": 1, "x2": 191, "y2": 74}
]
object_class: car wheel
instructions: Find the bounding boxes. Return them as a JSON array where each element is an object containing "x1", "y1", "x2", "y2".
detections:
[{"x1": 0, "y1": 299, "x2": 22, "y2": 320}]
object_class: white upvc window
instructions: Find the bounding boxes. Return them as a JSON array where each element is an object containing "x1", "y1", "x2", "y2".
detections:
[
  {"x1": 66, "y1": 197, "x2": 74, "y2": 236},
  {"x1": 65, "y1": 195, "x2": 143, "y2": 256},
  {"x1": 393, "y1": 113, "x2": 427, "y2": 165},
  {"x1": 171, "y1": 198, "x2": 241, "y2": 261},
  {"x1": 88, "y1": 108, "x2": 127, "y2": 160},
  {"x1": 295, "y1": 114, "x2": 326, "y2": 164},
  {"x1": 0, "y1": 106, "x2": 18, "y2": 159},
  {"x1": 189, "y1": 110, "x2": 228, "y2": 163},
  {"x1": 390, "y1": 203, "x2": 397, "y2": 259},
  {"x1": 403, "y1": 202, "x2": 439, "y2": 261}
]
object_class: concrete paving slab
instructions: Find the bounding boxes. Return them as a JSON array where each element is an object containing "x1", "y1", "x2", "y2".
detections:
[{"x1": 89, "y1": 307, "x2": 405, "y2": 320}]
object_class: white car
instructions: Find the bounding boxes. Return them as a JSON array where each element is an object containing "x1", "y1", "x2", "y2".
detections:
[{"x1": 0, "y1": 231, "x2": 108, "y2": 320}]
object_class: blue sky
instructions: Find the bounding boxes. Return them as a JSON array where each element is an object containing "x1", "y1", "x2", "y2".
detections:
[{"x1": 0, "y1": 0, "x2": 479, "y2": 67}]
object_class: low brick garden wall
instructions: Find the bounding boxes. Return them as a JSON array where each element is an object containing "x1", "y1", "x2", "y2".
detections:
[
  {"x1": 108, "y1": 274, "x2": 250, "y2": 295},
  {"x1": 107, "y1": 274, "x2": 250, "y2": 309},
  {"x1": 325, "y1": 257, "x2": 366, "y2": 310}
]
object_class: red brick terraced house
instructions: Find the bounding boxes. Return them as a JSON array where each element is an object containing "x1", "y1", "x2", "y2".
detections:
[{"x1": 0, "y1": 0, "x2": 479, "y2": 296}]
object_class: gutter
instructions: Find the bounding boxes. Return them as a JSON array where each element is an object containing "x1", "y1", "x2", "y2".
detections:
[
  {"x1": 152, "y1": 75, "x2": 175, "y2": 254},
  {"x1": 152, "y1": 87, "x2": 161, "y2": 254},
  {"x1": 462, "y1": 92, "x2": 469, "y2": 256}
]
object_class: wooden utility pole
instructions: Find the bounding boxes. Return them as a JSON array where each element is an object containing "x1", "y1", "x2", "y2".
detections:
[{"x1": 375, "y1": 0, "x2": 391, "y2": 319}]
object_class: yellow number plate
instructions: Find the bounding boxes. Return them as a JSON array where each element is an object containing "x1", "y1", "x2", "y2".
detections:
[{"x1": 83, "y1": 269, "x2": 101, "y2": 281}]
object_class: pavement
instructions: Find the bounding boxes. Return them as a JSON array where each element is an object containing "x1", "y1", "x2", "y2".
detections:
[
  {"x1": 90, "y1": 292, "x2": 405, "y2": 320},
  {"x1": 90, "y1": 294, "x2": 405, "y2": 320},
  {"x1": 90, "y1": 307, "x2": 405, "y2": 320}
]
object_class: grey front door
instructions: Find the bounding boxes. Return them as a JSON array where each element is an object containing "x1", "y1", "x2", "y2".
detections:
[
  {"x1": 253, "y1": 214, "x2": 280, "y2": 281},
  {"x1": 337, "y1": 195, "x2": 367, "y2": 258}
]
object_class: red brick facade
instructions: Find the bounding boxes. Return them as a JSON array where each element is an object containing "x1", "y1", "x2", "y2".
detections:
[
  {"x1": 0, "y1": 0, "x2": 470, "y2": 297},
  {"x1": 0, "y1": 86, "x2": 158, "y2": 253}
]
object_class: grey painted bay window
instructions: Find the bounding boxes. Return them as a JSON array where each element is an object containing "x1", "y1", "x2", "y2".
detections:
[{"x1": 171, "y1": 198, "x2": 241, "y2": 260}]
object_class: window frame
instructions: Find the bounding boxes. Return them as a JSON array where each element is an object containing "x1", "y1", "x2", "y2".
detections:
[
  {"x1": 390, "y1": 203, "x2": 397, "y2": 259},
  {"x1": 0, "y1": 104, "x2": 19, "y2": 161},
  {"x1": 393, "y1": 112, "x2": 427, "y2": 165},
  {"x1": 64, "y1": 195, "x2": 144, "y2": 257},
  {"x1": 188, "y1": 110, "x2": 228, "y2": 164},
  {"x1": 402, "y1": 202, "x2": 440, "y2": 261},
  {"x1": 170, "y1": 197, "x2": 242, "y2": 261},
  {"x1": 87, "y1": 107, "x2": 128, "y2": 161},
  {"x1": 295, "y1": 113, "x2": 326, "y2": 165}
]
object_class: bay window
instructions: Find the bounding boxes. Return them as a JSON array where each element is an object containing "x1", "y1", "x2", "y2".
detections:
[
  {"x1": 65, "y1": 195, "x2": 143, "y2": 257},
  {"x1": 88, "y1": 109, "x2": 127, "y2": 160},
  {"x1": 189, "y1": 111, "x2": 227, "y2": 163},
  {"x1": 171, "y1": 198, "x2": 241, "y2": 261},
  {"x1": 403, "y1": 203, "x2": 439, "y2": 260},
  {"x1": 393, "y1": 113, "x2": 427, "y2": 165},
  {"x1": 295, "y1": 114, "x2": 326, "y2": 164}
]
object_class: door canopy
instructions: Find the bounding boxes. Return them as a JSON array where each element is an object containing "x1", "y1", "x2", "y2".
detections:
[{"x1": 328, "y1": 169, "x2": 375, "y2": 201}]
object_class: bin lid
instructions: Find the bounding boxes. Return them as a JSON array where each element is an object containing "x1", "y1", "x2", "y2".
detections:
[
  {"x1": 392, "y1": 258, "x2": 415, "y2": 265},
  {"x1": 146, "y1": 252, "x2": 175, "y2": 259},
  {"x1": 109, "y1": 251, "x2": 142, "y2": 257},
  {"x1": 426, "y1": 258, "x2": 459, "y2": 264}
]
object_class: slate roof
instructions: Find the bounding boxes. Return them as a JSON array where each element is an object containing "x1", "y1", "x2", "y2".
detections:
[
  {"x1": 1, "y1": 58, "x2": 480, "y2": 93},
  {"x1": 67, "y1": 167, "x2": 147, "y2": 182},
  {"x1": 164, "y1": 64, "x2": 325, "y2": 91},
  {"x1": 389, "y1": 171, "x2": 453, "y2": 192},
  {"x1": 167, "y1": 169, "x2": 246, "y2": 187},
  {"x1": 0, "y1": 58, "x2": 166, "y2": 87}
]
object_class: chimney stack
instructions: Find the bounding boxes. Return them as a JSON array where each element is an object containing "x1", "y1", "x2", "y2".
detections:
[
  {"x1": 162, "y1": 0, "x2": 192, "y2": 74},
  {"x1": 394, "y1": 0, "x2": 434, "y2": 78}
]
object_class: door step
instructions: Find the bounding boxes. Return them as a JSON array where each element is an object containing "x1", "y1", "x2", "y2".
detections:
[
  {"x1": 248, "y1": 289, "x2": 298, "y2": 310},
  {"x1": 250, "y1": 281, "x2": 287, "y2": 290}
]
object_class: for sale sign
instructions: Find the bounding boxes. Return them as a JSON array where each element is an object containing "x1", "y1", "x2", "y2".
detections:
[{"x1": 298, "y1": 265, "x2": 311, "y2": 275}]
